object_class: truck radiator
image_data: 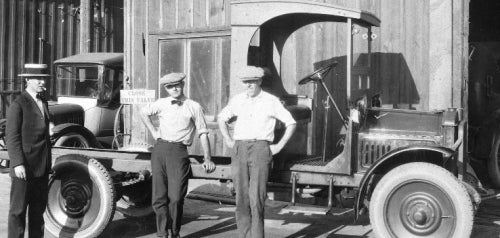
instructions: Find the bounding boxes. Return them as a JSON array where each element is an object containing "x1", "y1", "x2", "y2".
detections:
[{"x1": 358, "y1": 133, "x2": 441, "y2": 169}]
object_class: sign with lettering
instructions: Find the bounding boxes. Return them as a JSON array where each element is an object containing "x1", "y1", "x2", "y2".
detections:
[{"x1": 120, "y1": 90, "x2": 156, "y2": 104}]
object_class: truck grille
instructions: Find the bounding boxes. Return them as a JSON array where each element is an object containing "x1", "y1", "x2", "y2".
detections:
[
  {"x1": 52, "y1": 113, "x2": 84, "y2": 126},
  {"x1": 358, "y1": 133, "x2": 441, "y2": 169}
]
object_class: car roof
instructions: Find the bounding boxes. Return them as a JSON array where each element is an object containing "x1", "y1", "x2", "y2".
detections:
[{"x1": 54, "y1": 53, "x2": 123, "y2": 66}]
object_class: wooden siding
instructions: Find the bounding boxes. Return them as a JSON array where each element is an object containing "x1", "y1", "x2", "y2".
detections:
[
  {"x1": 124, "y1": 0, "x2": 469, "y2": 156},
  {"x1": 0, "y1": 0, "x2": 123, "y2": 117}
]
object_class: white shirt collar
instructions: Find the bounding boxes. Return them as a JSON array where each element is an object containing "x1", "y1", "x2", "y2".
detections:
[{"x1": 26, "y1": 90, "x2": 39, "y2": 102}]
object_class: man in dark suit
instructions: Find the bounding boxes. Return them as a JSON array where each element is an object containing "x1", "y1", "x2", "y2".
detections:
[{"x1": 6, "y1": 63, "x2": 52, "y2": 238}]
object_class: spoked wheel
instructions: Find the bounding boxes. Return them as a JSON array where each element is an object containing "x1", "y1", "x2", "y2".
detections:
[
  {"x1": 45, "y1": 154, "x2": 115, "y2": 238},
  {"x1": 54, "y1": 132, "x2": 90, "y2": 148},
  {"x1": 369, "y1": 162, "x2": 473, "y2": 238},
  {"x1": 488, "y1": 128, "x2": 500, "y2": 188}
]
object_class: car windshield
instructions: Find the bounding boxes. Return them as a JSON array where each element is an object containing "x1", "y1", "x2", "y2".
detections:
[{"x1": 56, "y1": 65, "x2": 99, "y2": 98}]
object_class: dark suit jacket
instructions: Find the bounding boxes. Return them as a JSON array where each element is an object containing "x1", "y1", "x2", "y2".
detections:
[{"x1": 6, "y1": 91, "x2": 51, "y2": 178}]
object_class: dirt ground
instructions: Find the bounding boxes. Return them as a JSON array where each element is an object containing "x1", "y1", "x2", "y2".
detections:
[{"x1": 0, "y1": 173, "x2": 499, "y2": 237}]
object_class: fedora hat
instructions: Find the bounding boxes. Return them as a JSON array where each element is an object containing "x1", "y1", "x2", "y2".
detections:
[{"x1": 18, "y1": 63, "x2": 51, "y2": 77}]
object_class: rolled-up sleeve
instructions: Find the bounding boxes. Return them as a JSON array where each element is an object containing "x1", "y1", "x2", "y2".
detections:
[
  {"x1": 273, "y1": 99, "x2": 296, "y2": 126},
  {"x1": 141, "y1": 101, "x2": 161, "y2": 116},
  {"x1": 193, "y1": 104, "x2": 209, "y2": 136},
  {"x1": 218, "y1": 98, "x2": 236, "y2": 122}
]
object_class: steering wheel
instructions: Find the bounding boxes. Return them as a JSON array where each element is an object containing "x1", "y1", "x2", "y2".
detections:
[{"x1": 298, "y1": 62, "x2": 338, "y2": 85}]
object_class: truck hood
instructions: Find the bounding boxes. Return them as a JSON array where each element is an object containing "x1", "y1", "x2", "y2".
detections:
[
  {"x1": 48, "y1": 102, "x2": 85, "y2": 126},
  {"x1": 57, "y1": 97, "x2": 98, "y2": 111}
]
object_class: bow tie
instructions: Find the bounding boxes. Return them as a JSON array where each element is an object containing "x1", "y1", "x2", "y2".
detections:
[
  {"x1": 36, "y1": 92, "x2": 46, "y2": 101},
  {"x1": 171, "y1": 99, "x2": 183, "y2": 106}
]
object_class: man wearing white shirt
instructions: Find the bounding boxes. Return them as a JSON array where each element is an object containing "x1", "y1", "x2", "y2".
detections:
[
  {"x1": 141, "y1": 72, "x2": 215, "y2": 238},
  {"x1": 218, "y1": 66, "x2": 296, "y2": 238}
]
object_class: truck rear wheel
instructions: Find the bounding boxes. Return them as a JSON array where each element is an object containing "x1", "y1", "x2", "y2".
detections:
[
  {"x1": 54, "y1": 132, "x2": 90, "y2": 148},
  {"x1": 369, "y1": 162, "x2": 473, "y2": 238},
  {"x1": 45, "y1": 154, "x2": 115, "y2": 238}
]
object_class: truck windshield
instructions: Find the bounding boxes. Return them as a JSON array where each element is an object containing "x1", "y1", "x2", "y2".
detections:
[{"x1": 56, "y1": 65, "x2": 99, "y2": 98}]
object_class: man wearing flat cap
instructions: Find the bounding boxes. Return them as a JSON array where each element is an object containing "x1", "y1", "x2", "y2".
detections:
[
  {"x1": 141, "y1": 72, "x2": 215, "y2": 238},
  {"x1": 6, "y1": 63, "x2": 51, "y2": 238},
  {"x1": 218, "y1": 66, "x2": 296, "y2": 238}
]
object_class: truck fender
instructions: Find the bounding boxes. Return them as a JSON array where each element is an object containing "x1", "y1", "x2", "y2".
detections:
[
  {"x1": 51, "y1": 123, "x2": 103, "y2": 148},
  {"x1": 354, "y1": 145, "x2": 454, "y2": 221}
]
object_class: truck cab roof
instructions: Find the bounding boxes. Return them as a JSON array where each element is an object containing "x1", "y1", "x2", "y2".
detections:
[{"x1": 54, "y1": 53, "x2": 123, "y2": 66}]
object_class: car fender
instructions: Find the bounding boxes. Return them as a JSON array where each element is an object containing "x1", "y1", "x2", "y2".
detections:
[
  {"x1": 354, "y1": 145, "x2": 455, "y2": 220},
  {"x1": 51, "y1": 123, "x2": 103, "y2": 148}
]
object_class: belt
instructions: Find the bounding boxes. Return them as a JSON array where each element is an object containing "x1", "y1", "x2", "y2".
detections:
[
  {"x1": 236, "y1": 139, "x2": 270, "y2": 143},
  {"x1": 157, "y1": 138, "x2": 184, "y2": 144}
]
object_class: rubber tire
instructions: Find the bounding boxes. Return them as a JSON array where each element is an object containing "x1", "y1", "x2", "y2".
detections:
[
  {"x1": 369, "y1": 162, "x2": 473, "y2": 238},
  {"x1": 488, "y1": 129, "x2": 500, "y2": 188},
  {"x1": 54, "y1": 132, "x2": 90, "y2": 148},
  {"x1": 45, "y1": 154, "x2": 115, "y2": 238}
]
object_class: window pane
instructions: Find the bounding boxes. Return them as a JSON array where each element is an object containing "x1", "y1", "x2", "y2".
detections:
[
  {"x1": 56, "y1": 65, "x2": 99, "y2": 98},
  {"x1": 159, "y1": 40, "x2": 185, "y2": 98},
  {"x1": 190, "y1": 39, "x2": 214, "y2": 115}
]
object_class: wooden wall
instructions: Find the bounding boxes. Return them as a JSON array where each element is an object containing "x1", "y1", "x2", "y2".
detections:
[
  {"x1": 0, "y1": 0, "x2": 124, "y2": 117},
  {"x1": 124, "y1": 0, "x2": 469, "y2": 156}
]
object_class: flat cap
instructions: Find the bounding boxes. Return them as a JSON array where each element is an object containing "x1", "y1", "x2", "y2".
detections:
[
  {"x1": 19, "y1": 63, "x2": 51, "y2": 77},
  {"x1": 160, "y1": 72, "x2": 186, "y2": 86},
  {"x1": 237, "y1": 66, "x2": 265, "y2": 81}
]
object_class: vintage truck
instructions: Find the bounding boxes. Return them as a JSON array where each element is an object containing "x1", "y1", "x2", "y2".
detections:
[{"x1": 0, "y1": 1, "x2": 480, "y2": 238}]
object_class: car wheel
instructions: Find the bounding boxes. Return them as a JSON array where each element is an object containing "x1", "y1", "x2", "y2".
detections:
[
  {"x1": 45, "y1": 154, "x2": 115, "y2": 238},
  {"x1": 54, "y1": 132, "x2": 90, "y2": 148},
  {"x1": 369, "y1": 162, "x2": 473, "y2": 238}
]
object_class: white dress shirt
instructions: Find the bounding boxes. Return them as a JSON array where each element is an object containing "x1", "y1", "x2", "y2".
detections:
[
  {"x1": 218, "y1": 91, "x2": 296, "y2": 142},
  {"x1": 142, "y1": 96, "x2": 209, "y2": 146}
]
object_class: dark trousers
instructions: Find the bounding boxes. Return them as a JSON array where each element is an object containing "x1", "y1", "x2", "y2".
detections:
[
  {"x1": 8, "y1": 176, "x2": 48, "y2": 238},
  {"x1": 232, "y1": 140, "x2": 272, "y2": 238},
  {"x1": 151, "y1": 140, "x2": 190, "y2": 237}
]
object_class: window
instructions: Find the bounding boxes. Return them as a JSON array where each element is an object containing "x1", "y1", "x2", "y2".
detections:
[
  {"x1": 56, "y1": 65, "x2": 99, "y2": 98},
  {"x1": 158, "y1": 34, "x2": 230, "y2": 119}
]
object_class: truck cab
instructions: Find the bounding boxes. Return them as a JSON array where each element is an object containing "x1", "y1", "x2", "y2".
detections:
[{"x1": 50, "y1": 53, "x2": 124, "y2": 148}]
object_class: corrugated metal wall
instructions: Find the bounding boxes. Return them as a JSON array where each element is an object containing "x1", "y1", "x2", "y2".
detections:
[{"x1": 0, "y1": 0, "x2": 123, "y2": 117}]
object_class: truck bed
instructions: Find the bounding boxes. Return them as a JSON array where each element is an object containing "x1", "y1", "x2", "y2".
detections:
[{"x1": 0, "y1": 147, "x2": 232, "y2": 180}]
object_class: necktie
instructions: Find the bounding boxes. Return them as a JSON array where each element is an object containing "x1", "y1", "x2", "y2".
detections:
[
  {"x1": 171, "y1": 99, "x2": 182, "y2": 106},
  {"x1": 36, "y1": 92, "x2": 46, "y2": 101},
  {"x1": 35, "y1": 93, "x2": 45, "y2": 117}
]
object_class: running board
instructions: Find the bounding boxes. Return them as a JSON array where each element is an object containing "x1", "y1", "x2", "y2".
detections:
[
  {"x1": 281, "y1": 205, "x2": 330, "y2": 215},
  {"x1": 281, "y1": 205, "x2": 354, "y2": 216}
]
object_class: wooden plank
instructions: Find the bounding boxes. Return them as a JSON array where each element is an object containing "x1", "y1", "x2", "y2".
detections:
[
  {"x1": 193, "y1": 0, "x2": 207, "y2": 28},
  {"x1": 27, "y1": 0, "x2": 35, "y2": 63},
  {"x1": 0, "y1": 0, "x2": 6, "y2": 92},
  {"x1": 429, "y1": 0, "x2": 452, "y2": 110},
  {"x1": 209, "y1": 0, "x2": 224, "y2": 27},
  {"x1": 452, "y1": 0, "x2": 469, "y2": 108},
  {"x1": 80, "y1": 0, "x2": 91, "y2": 53},
  {"x1": 178, "y1": 0, "x2": 193, "y2": 29}
]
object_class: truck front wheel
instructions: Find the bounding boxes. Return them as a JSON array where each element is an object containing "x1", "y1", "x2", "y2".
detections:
[
  {"x1": 369, "y1": 162, "x2": 473, "y2": 238},
  {"x1": 54, "y1": 132, "x2": 90, "y2": 148},
  {"x1": 45, "y1": 154, "x2": 115, "y2": 238}
]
